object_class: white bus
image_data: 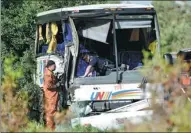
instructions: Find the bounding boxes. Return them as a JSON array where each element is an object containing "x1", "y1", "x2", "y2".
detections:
[{"x1": 34, "y1": 3, "x2": 161, "y2": 129}]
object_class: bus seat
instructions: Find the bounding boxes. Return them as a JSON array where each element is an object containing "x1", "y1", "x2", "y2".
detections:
[
  {"x1": 41, "y1": 42, "x2": 65, "y2": 55},
  {"x1": 120, "y1": 51, "x2": 143, "y2": 70},
  {"x1": 76, "y1": 58, "x2": 96, "y2": 77}
]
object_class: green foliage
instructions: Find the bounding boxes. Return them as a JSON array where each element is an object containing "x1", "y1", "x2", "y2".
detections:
[
  {"x1": 21, "y1": 121, "x2": 51, "y2": 132},
  {"x1": 170, "y1": 97, "x2": 191, "y2": 132},
  {"x1": 124, "y1": 49, "x2": 191, "y2": 132},
  {"x1": 71, "y1": 124, "x2": 105, "y2": 132},
  {"x1": 55, "y1": 124, "x2": 108, "y2": 132},
  {"x1": 2, "y1": 56, "x2": 24, "y2": 90},
  {"x1": 153, "y1": 1, "x2": 191, "y2": 53},
  {"x1": 1, "y1": 55, "x2": 29, "y2": 132}
]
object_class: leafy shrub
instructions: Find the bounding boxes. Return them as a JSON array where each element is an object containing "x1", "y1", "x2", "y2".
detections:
[
  {"x1": 21, "y1": 121, "x2": 51, "y2": 132},
  {"x1": 123, "y1": 50, "x2": 191, "y2": 132},
  {"x1": 1, "y1": 55, "x2": 28, "y2": 132}
]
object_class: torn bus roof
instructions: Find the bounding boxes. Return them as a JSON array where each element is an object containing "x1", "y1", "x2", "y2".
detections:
[
  {"x1": 37, "y1": 4, "x2": 154, "y2": 17},
  {"x1": 36, "y1": 4, "x2": 154, "y2": 24}
]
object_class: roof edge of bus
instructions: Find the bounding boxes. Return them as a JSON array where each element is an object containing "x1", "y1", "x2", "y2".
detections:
[{"x1": 37, "y1": 3, "x2": 154, "y2": 17}]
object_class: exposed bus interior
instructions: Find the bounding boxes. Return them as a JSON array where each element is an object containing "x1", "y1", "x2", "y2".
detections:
[
  {"x1": 74, "y1": 18, "x2": 156, "y2": 78},
  {"x1": 37, "y1": 21, "x2": 69, "y2": 56},
  {"x1": 36, "y1": 15, "x2": 157, "y2": 84}
]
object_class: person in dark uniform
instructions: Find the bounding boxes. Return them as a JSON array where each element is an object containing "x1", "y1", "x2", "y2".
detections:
[{"x1": 80, "y1": 52, "x2": 108, "y2": 77}]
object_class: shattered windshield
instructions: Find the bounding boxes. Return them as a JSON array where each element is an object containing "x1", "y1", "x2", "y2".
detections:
[
  {"x1": 75, "y1": 17, "x2": 156, "y2": 78},
  {"x1": 35, "y1": 15, "x2": 157, "y2": 79}
]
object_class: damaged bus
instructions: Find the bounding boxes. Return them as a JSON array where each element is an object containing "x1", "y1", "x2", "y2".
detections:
[{"x1": 34, "y1": 3, "x2": 161, "y2": 129}]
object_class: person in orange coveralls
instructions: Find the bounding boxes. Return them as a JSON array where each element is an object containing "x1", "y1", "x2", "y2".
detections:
[
  {"x1": 43, "y1": 60, "x2": 60, "y2": 130},
  {"x1": 177, "y1": 52, "x2": 191, "y2": 87}
]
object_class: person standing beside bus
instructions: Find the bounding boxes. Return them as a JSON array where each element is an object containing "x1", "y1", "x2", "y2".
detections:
[{"x1": 43, "y1": 60, "x2": 60, "y2": 130}]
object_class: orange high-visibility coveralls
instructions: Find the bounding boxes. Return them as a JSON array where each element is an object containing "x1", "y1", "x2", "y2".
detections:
[
  {"x1": 43, "y1": 67, "x2": 59, "y2": 130},
  {"x1": 180, "y1": 75, "x2": 191, "y2": 86}
]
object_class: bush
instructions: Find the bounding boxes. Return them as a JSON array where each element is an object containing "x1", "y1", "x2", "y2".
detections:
[
  {"x1": 1, "y1": 55, "x2": 28, "y2": 132},
  {"x1": 123, "y1": 50, "x2": 191, "y2": 132}
]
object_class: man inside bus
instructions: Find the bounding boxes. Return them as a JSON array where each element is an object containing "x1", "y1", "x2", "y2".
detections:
[{"x1": 80, "y1": 52, "x2": 108, "y2": 77}]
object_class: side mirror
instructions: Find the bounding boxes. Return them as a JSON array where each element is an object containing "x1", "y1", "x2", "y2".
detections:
[{"x1": 163, "y1": 53, "x2": 173, "y2": 65}]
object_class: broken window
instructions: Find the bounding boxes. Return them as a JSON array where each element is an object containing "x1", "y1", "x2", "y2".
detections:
[
  {"x1": 37, "y1": 21, "x2": 72, "y2": 55},
  {"x1": 115, "y1": 20, "x2": 152, "y2": 29},
  {"x1": 78, "y1": 20, "x2": 111, "y2": 44},
  {"x1": 75, "y1": 17, "x2": 156, "y2": 77}
]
